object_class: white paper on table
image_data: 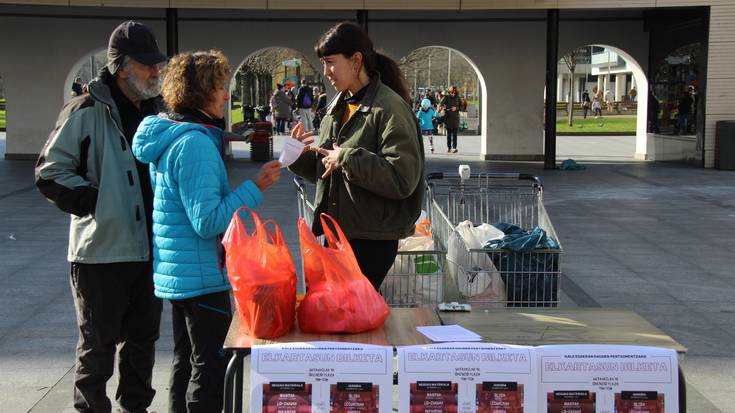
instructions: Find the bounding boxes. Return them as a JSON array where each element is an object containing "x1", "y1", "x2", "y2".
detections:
[
  {"x1": 416, "y1": 324, "x2": 482, "y2": 342},
  {"x1": 278, "y1": 138, "x2": 306, "y2": 168}
]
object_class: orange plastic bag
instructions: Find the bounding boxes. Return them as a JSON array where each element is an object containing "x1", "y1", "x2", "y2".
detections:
[
  {"x1": 297, "y1": 213, "x2": 390, "y2": 334},
  {"x1": 222, "y1": 207, "x2": 296, "y2": 339}
]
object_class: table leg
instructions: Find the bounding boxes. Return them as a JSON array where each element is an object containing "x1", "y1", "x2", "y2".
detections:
[
  {"x1": 679, "y1": 365, "x2": 687, "y2": 413},
  {"x1": 224, "y1": 350, "x2": 244, "y2": 413},
  {"x1": 235, "y1": 350, "x2": 247, "y2": 413}
]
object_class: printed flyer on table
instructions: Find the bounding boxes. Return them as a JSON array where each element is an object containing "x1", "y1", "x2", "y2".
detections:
[
  {"x1": 538, "y1": 344, "x2": 678, "y2": 413},
  {"x1": 398, "y1": 342, "x2": 537, "y2": 413},
  {"x1": 250, "y1": 342, "x2": 393, "y2": 413},
  {"x1": 250, "y1": 342, "x2": 679, "y2": 412}
]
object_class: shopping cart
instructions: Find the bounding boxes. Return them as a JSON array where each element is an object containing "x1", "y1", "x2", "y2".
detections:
[
  {"x1": 427, "y1": 172, "x2": 562, "y2": 307},
  {"x1": 294, "y1": 177, "x2": 445, "y2": 308}
]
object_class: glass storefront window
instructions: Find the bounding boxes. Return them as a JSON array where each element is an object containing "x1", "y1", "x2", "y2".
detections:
[{"x1": 649, "y1": 43, "x2": 702, "y2": 136}]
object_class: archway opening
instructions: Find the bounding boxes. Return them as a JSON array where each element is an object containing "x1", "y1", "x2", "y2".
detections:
[
  {"x1": 228, "y1": 47, "x2": 325, "y2": 160},
  {"x1": 550, "y1": 44, "x2": 648, "y2": 163},
  {"x1": 400, "y1": 46, "x2": 486, "y2": 157},
  {"x1": 65, "y1": 48, "x2": 107, "y2": 102}
]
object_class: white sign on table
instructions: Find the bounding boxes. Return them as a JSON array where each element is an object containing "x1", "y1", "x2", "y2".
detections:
[
  {"x1": 538, "y1": 344, "x2": 678, "y2": 413},
  {"x1": 250, "y1": 341, "x2": 393, "y2": 413},
  {"x1": 397, "y1": 342, "x2": 538, "y2": 413}
]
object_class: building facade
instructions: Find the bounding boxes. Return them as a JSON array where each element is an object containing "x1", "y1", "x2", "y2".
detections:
[{"x1": 0, "y1": 1, "x2": 732, "y2": 167}]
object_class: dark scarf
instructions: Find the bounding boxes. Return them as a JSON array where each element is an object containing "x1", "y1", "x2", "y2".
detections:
[
  {"x1": 344, "y1": 83, "x2": 370, "y2": 104},
  {"x1": 169, "y1": 108, "x2": 226, "y2": 130}
]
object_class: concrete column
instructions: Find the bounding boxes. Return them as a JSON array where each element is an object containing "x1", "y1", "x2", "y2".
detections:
[
  {"x1": 603, "y1": 74, "x2": 610, "y2": 94},
  {"x1": 557, "y1": 75, "x2": 564, "y2": 102},
  {"x1": 615, "y1": 73, "x2": 626, "y2": 101},
  {"x1": 166, "y1": 8, "x2": 178, "y2": 57},
  {"x1": 544, "y1": 8, "x2": 559, "y2": 170},
  {"x1": 573, "y1": 75, "x2": 581, "y2": 102},
  {"x1": 597, "y1": 76, "x2": 603, "y2": 93}
]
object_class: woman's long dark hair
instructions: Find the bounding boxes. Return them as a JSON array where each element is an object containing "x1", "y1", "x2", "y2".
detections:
[{"x1": 315, "y1": 21, "x2": 411, "y2": 104}]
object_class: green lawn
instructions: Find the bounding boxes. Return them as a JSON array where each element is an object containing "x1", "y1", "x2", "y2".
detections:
[
  {"x1": 231, "y1": 101, "x2": 243, "y2": 125},
  {"x1": 557, "y1": 116, "x2": 636, "y2": 133},
  {"x1": 231, "y1": 109, "x2": 243, "y2": 125}
]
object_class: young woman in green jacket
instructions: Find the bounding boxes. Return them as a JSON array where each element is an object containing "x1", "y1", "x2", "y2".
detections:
[{"x1": 289, "y1": 21, "x2": 425, "y2": 291}]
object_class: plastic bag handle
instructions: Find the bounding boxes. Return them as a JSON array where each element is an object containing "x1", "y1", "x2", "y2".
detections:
[
  {"x1": 319, "y1": 213, "x2": 352, "y2": 252},
  {"x1": 261, "y1": 218, "x2": 285, "y2": 246},
  {"x1": 230, "y1": 206, "x2": 268, "y2": 244},
  {"x1": 316, "y1": 214, "x2": 352, "y2": 285}
]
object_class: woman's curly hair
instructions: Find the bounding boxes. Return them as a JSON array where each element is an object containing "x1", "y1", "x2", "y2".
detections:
[{"x1": 161, "y1": 50, "x2": 231, "y2": 113}]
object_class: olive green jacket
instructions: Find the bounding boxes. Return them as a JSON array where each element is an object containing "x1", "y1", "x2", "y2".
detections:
[{"x1": 289, "y1": 78, "x2": 425, "y2": 240}]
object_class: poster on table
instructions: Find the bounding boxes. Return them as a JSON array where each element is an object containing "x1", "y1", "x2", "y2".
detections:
[
  {"x1": 537, "y1": 344, "x2": 679, "y2": 413},
  {"x1": 250, "y1": 341, "x2": 393, "y2": 413},
  {"x1": 397, "y1": 342, "x2": 537, "y2": 413}
]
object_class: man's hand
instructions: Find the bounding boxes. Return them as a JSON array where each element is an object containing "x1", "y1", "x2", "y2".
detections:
[
  {"x1": 253, "y1": 160, "x2": 281, "y2": 192},
  {"x1": 316, "y1": 143, "x2": 342, "y2": 179}
]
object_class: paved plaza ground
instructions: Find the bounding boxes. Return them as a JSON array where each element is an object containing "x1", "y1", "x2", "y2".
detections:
[{"x1": 1, "y1": 133, "x2": 734, "y2": 412}]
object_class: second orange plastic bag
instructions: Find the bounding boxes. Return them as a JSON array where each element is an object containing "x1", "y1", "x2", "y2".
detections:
[
  {"x1": 297, "y1": 213, "x2": 390, "y2": 334},
  {"x1": 222, "y1": 207, "x2": 296, "y2": 339}
]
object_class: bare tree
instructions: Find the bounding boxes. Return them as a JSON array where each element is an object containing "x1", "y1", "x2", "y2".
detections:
[
  {"x1": 560, "y1": 47, "x2": 588, "y2": 126},
  {"x1": 239, "y1": 48, "x2": 296, "y2": 76},
  {"x1": 235, "y1": 48, "x2": 323, "y2": 106},
  {"x1": 400, "y1": 46, "x2": 479, "y2": 101}
]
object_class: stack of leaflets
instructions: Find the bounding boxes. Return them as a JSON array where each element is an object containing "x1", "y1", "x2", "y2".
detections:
[{"x1": 416, "y1": 324, "x2": 482, "y2": 342}]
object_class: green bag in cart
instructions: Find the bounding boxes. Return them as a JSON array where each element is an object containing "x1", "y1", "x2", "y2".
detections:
[{"x1": 414, "y1": 254, "x2": 439, "y2": 274}]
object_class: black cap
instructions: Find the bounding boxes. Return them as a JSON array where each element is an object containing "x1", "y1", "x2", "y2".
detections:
[{"x1": 107, "y1": 21, "x2": 167, "y2": 74}]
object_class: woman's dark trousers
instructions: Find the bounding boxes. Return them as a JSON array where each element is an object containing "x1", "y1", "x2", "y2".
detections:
[
  {"x1": 169, "y1": 291, "x2": 232, "y2": 413},
  {"x1": 446, "y1": 128, "x2": 458, "y2": 150}
]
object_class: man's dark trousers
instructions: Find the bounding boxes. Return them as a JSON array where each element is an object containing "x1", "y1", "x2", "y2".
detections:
[{"x1": 70, "y1": 261, "x2": 162, "y2": 413}]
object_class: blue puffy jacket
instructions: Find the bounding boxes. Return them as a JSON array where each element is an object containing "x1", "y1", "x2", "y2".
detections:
[
  {"x1": 132, "y1": 115, "x2": 262, "y2": 300},
  {"x1": 416, "y1": 107, "x2": 436, "y2": 131}
]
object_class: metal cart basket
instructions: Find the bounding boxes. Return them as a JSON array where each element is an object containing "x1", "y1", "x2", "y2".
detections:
[
  {"x1": 294, "y1": 177, "x2": 446, "y2": 308},
  {"x1": 427, "y1": 172, "x2": 562, "y2": 307}
]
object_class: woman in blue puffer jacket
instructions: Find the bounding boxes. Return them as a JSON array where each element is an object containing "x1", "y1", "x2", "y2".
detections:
[{"x1": 133, "y1": 50, "x2": 280, "y2": 412}]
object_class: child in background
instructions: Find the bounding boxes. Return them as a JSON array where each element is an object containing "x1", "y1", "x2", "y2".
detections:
[{"x1": 416, "y1": 98, "x2": 436, "y2": 153}]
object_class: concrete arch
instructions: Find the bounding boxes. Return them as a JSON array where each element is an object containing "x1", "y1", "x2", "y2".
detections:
[
  {"x1": 559, "y1": 43, "x2": 649, "y2": 160},
  {"x1": 63, "y1": 47, "x2": 107, "y2": 103},
  {"x1": 401, "y1": 45, "x2": 488, "y2": 155}
]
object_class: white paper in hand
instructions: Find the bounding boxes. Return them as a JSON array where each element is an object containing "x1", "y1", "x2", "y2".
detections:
[{"x1": 278, "y1": 138, "x2": 306, "y2": 168}]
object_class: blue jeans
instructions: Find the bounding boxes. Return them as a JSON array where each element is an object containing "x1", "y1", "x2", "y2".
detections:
[
  {"x1": 678, "y1": 113, "x2": 689, "y2": 134},
  {"x1": 275, "y1": 117, "x2": 287, "y2": 134}
]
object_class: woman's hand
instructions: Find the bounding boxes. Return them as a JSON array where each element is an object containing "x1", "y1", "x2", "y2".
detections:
[
  {"x1": 253, "y1": 160, "x2": 281, "y2": 192},
  {"x1": 290, "y1": 122, "x2": 315, "y2": 148},
  {"x1": 316, "y1": 143, "x2": 342, "y2": 179}
]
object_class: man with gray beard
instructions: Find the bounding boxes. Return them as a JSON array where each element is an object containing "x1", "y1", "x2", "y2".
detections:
[{"x1": 35, "y1": 21, "x2": 167, "y2": 413}]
